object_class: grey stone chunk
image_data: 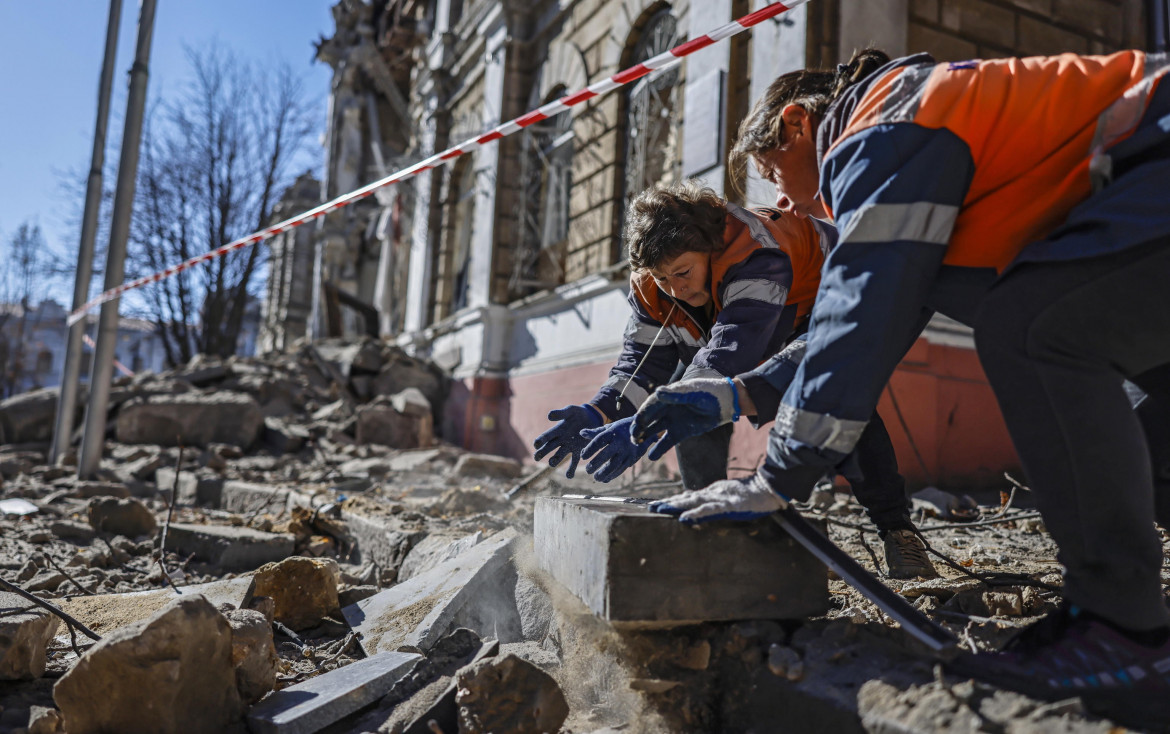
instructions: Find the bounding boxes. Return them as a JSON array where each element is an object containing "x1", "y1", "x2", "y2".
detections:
[
  {"x1": 246, "y1": 651, "x2": 420, "y2": 734},
  {"x1": 354, "y1": 401, "x2": 432, "y2": 448},
  {"x1": 343, "y1": 528, "x2": 519, "y2": 655},
  {"x1": 72, "y1": 482, "x2": 131, "y2": 499},
  {"x1": 53, "y1": 596, "x2": 244, "y2": 734},
  {"x1": 386, "y1": 448, "x2": 445, "y2": 472},
  {"x1": 155, "y1": 468, "x2": 224, "y2": 506},
  {"x1": 87, "y1": 497, "x2": 156, "y2": 537},
  {"x1": 455, "y1": 653, "x2": 569, "y2": 734},
  {"x1": 0, "y1": 591, "x2": 60, "y2": 680},
  {"x1": 450, "y1": 452, "x2": 523, "y2": 480},
  {"x1": 534, "y1": 497, "x2": 828, "y2": 625},
  {"x1": 219, "y1": 481, "x2": 303, "y2": 515},
  {"x1": 49, "y1": 520, "x2": 96, "y2": 543},
  {"x1": 165, "y1": 523, "x2": 295, "y2": 571},
  {"x1": 337, "y1": 508, "x2": 425, "y2": 578},
  {"x1": 115, "y1": 391, "x2": 263, "y2": 448},
  {"x1": 0, "y1": 388, "x2": 73, "y2": 444},
  {"x1": 397, "y1": 531, "x2": 482, "y2": 582},
  {"x1": 226, "y1": 609, "x2": 277, "y2": 704}
]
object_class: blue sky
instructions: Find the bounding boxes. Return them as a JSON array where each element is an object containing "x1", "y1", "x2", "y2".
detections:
[{"x1": 0, "y1": 1, "x2": 335, "y2": 274}]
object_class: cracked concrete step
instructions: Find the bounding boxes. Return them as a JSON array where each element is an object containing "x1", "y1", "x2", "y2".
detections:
[
  {"x1": 534, "y1": 497, "x2": 828, "y2": 625},
  {"x1": 165, "y1": 523, "x2": 296, "y2": 571},
  {"x1": 219, "y1": 481, "x2": 312, "y2": 515},
  {"x1": 343, "y1": 528, "x2": 520, "y2": 655},
  {"x1": 247, "y1": 651, "x2": 420, "y2": 734}
]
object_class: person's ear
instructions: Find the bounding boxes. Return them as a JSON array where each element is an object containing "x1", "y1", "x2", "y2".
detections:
[{"x1": 780, "y1": 104, "x2": 809, "y2": 137}]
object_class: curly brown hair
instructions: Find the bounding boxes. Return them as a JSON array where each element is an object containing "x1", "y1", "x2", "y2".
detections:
[
  {"x1": 625, "y1": 180, "x2": 728, "y2": 271},
  {"x1": 729, "y1": 48, "x2": 890, "y2": 194}
]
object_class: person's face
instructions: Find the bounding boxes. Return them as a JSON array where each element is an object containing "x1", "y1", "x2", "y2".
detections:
[
  {"x1": 753, "y1": 104, "x2": 827, "y2": 220},
  {"x1": 648, "y1": 250, "x2": 711, "y2": 308}
]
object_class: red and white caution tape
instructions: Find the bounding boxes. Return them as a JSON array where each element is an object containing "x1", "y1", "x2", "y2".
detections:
[
  {"x1": 68, "y1": 0, "x2": 809, "y2": 326},
  {"x1": 82, "y1": 333, "x2": 134, "y2": 376}
]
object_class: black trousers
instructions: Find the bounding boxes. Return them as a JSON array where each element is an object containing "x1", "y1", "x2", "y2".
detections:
[
  {"x1": 838, "y1": 411, "x2": 913, "y2": 534},
  {"x1": 975, "y1": 239, "x2": 1170, "y2": 631}
]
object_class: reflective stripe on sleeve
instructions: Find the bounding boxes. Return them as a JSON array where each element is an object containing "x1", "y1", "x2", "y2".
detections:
[
  {"x1": 840, "y1": 201, "x2": 959, "y2": 246},
  {"x1": 625, "y1": 319, "x2": 670, "y2": 346},
  {"x1": 774, "y1": 403, "x2": 868, "y2": 454},
  {"x1": 668, "y1": 324, "x2": 706, "y2": 348},
  {"x1": 723, "y1": 278, "x2": 788, "y2": 306},
  {"x1": 601, "y1": 375, "x2": 651, "y2": 409},
  {"x1": 1092, "y1": 52, "x2": 1170, "y2": 154},
  {"x1": 725, "y1": 202, "x2": 780, "y2": 249}
]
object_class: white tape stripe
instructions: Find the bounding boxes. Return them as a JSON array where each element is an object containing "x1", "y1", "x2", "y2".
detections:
[
  {"x1": 642, "y1": 51, "x2": 681, "y2": 71},
  {"x1": 707, "y1": 20, "x2": 745, "y2": 41},
  {"x1": 588, "y1": 77, "x2": 622, "y2": 95},
  {"x1": 68, "y1": 2, "x2": 803, "y2": 325},
  {"x1": 538, "y1": 99, "x2": 570, "y2": 117}
]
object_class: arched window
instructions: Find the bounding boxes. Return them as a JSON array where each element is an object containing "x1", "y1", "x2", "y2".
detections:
[
  {"x1": 622, "y1": 7, "x2": 682, "y2": 243},
  {"x1": 442, "y1": 158, "x2": 476, "y2": 318},
  {"x1": 513, "y1": 85, "x2": 573, "y2": 294}
]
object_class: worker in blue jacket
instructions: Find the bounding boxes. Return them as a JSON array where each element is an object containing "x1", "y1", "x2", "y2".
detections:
[
  {"x1": 634, "y1": 49, "x2": 1170, "y2": 726},
  {"x1": 533, "y1": 179, "x2": 937, "y2": 578}
]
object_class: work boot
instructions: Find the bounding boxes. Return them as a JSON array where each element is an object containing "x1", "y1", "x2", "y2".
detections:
[
  {"x1": 882, "y1": 529, "x2": 938, "y2": 579},
  {"x1": 947, "y1": 603, "x2": 1170, "y2": 730}
]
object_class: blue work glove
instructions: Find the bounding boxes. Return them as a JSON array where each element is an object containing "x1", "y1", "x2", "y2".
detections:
[
  {"x1": 649, "y1": 474, "x2": 788, "y2": 524},
  {"x1": 579, "y1": 416, "x2": 649, "y2": 483},
  {"x1": 632, "y1": 378, "x2": 739, "y2": 461},
  {"x1": 533, "y1": 404, "x2": 605, "y2": 478}
]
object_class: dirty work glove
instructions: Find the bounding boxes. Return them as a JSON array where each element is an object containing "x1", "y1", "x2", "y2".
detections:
[
  {"x1": 632, "y1": 378, "x2": 738, "y2": 461},
  {"x1": 533, "y1": 404, "x2": 605, "y2": 478},
  {"x1": 649, "y1": 473, "x2": 787, "y2": 524},
  {"x1": 579, "y1": 416, "x2": 649, "y2": 483}
]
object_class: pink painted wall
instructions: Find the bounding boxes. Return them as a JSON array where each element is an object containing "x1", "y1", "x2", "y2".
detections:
[{"x1": 442, "y1": 337, "x2": 1021, "y2": 491}]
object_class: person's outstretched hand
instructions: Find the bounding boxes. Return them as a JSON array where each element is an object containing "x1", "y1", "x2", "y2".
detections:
[
  {"x1": 649, "y1": 474, "x2": 787, "y2": 524},
  {"x1": 632, "y1": 378, "x2": 737, "y2": 461},
  {"x1": 580, "y1": 416, "x2": 649, "y2": 483},
  {"x1": 533, "y1": 404, "x2": 605, "y2": 478}
]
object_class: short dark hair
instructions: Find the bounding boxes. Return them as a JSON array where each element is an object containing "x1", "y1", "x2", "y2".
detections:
[{"x1": 625, "y1": 180, "x2": 727, "y2": 271}]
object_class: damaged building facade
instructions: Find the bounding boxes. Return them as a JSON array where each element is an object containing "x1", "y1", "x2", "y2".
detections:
[{"x1": 260, "y1": 0, "x2": 1147, "y2": 486}]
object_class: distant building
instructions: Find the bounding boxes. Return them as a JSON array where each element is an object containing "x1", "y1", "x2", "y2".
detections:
[
  {"x1": 261, "y1": 0, "x2": 1147, "y2": 487},
  {"x1": 0, "y1": 300, "x2": 168, "y2": 397}
]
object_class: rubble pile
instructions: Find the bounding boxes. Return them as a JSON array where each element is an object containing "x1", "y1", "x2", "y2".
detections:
[{"x1": 0, "y1": 339, "x2": 1167, "y2": 732}]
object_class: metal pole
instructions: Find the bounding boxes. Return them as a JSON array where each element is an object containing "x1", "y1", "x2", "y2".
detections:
[
  {"x1": 78, "y1": 0, "x2": 157, "y2": 479},
  {"x1": 50, "y1": 0, "x2": 124, "y2": 465},
  {"x1": 1149, "y1": 0, "x2": 1170, "y2": 52}
]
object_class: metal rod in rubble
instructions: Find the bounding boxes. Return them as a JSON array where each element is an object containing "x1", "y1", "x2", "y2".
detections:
[
  {"x1": 51, "y1": 0, "x2": 124, "y2": 466},
  {"x1": 78, "y1": 0, "x2": 157, "y2": 479},
  {"x1": 65, "y1": 0, "x2": 810, "y2": 325}
]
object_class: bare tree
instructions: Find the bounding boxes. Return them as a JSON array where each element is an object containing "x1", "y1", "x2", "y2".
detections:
[
  {"x1": 0, "y1": 222, "x2": 54, "y2": 396},
  {"x1": 128, "y1": 45, "x2": 318, "y2": 363}
]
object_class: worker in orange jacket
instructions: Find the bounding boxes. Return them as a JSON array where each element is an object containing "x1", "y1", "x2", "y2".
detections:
[{"x1": 635, "y1": 49, "x2": 1170, "y2": 726}]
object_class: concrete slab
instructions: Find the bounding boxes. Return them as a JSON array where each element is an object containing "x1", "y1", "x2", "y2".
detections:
[
  {"x1": 56, "y1": 577, "x2": 253, "y2": 635},
  {"x1": 155, "y1": 467, "x2": 224, "y2": 506},
  {"x1": 246, "y1": 651, "x2": 420, "y2": 734},
  {"x1": 0, "y1": 591, "x2": 59, "y2": 680},
  {"x1": 219, "y1": 481, "x2": 291, "y2": 515},
  {"x1": 165, "y1": 523, "x2": 295, "y2": 571},
  {"x1": 534, "y1": 497, "x2": 827, "y2": 625},
  {"x1": 338, "y1": 512, "x2": 425, "y2": 576},
  {"x1": 343, "y1": 528, "x2": 519, "y2": 655}
]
